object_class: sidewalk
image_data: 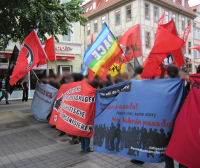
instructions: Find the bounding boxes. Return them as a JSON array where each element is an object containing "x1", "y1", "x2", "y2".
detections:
[{"x1": 0, "y1": 100, "x2": 178, "y2": 168}]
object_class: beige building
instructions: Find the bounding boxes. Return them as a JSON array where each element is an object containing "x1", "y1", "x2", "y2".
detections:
[
  {"x1": 81, "y1": 0, "x2": 196, "y2": 74},
  {"x1": 191, "y1": 4, "x2": 200, "y2": 72}
]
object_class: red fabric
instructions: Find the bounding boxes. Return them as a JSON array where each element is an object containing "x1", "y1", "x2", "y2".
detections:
[
  {"x1": 165, "y1": 74, "x2": 200, "y2": 168},
  {"x1": 116, "y1": 24, "x2": 142, "y2": 65},
  {"x1": 49, "y1": 81, "x2": 96, "y2": 138},
  {"x1": 37, "y1": 37, "x2": 56, "y2": 66},
  {"x1": 182, "y1": 23, "x2": 192, "y2": 53},
  {"x1": 162, "y1": 19, "x2": 185, "y2": 68},
  {"x1": 141, "y1": 25, "x2": 184, "y2": 79},
  {"x1": 88, "y1": 69, "x2": 93, "y2": 82},
  {"x1": 158, "y1": 12, "x2": 165, "y2": 26},
  {"x1": 9, "y1": 30, "x2": 46, "y2": 86},
  {"x1": 188, "y1": 45, "x2": 200, "y2": 52}
]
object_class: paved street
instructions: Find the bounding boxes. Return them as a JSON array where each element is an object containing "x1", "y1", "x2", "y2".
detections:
[{"x1": 0, "y1": 100, "x2": 179, "y2": 168}]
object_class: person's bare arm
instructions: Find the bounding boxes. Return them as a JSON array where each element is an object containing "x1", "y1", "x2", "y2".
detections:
[{"x1": 21, "y1": 80, "x2": 24, "y2": 89}]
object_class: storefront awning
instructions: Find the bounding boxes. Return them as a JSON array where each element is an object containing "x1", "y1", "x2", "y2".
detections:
[
  {"x1": 56, "y1": 56, "x2": 75, "y2": 60},
  {"x1": 0, "y1": 53, "x2": 12, "y2": 57}
]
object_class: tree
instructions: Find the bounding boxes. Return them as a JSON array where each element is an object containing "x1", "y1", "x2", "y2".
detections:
[{"x1": 0, "y1": 0, "x2": 87, "y2": 50}]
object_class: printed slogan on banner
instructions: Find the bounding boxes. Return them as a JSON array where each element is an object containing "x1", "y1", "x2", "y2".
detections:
[
  {"x1": 94, "y1": 79, "x2": 184, "y2": 163},
  {"x1": 49, "y1": 81, "x2": 96, "y2": 138}
]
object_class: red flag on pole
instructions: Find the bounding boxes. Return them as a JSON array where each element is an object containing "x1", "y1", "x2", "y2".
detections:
[
  {"x1": 116, "y1": 24, "x2": 142, "y2": 65},
  {"x1": 37, "y1": 37, "x2": 56, "y2": 66},
  {"x1": 158, "y1": 12, "x2": 165, "y2": 26},
  {"x1": 182, "y1": 23, "x2": 192, "y2": 53},
  {"x1": 161, "y1": 19, "x2": 185, "y2": 68},
  {"x1": 188, "y1": 45, "x2": 200, "y2": 52},
  {"x1": 141, "y1": 26, "x2": 184, "y2": 79},
  {"x1": 88, "y1": 34, "x2": 94, "y2": 82},
  {"x1": 165, "y1": 74, "x2": 200, "y2": 168},
  {"x1": 10, "y1": 30, "x2": 47, "y2": 86}
]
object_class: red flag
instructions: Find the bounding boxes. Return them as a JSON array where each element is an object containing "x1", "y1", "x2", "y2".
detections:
[
  {"x1": 165, "y1": 74, "x2": 200, "y2": 168},
  {"x1": 162, "y1": 19, "x2": 185, "y2": 68},
  {"x1": 158, "y1": 12, "x2": 165, "y2": 26},
  {"x1": 116, "y1": 24, "x2": 142, "y2": 65},
  {"x1": 183, "y1": 23, "x2": 192, "y2": 53},
  {"x1": 37, "y1": 37, "x2": 56, "y2": 66},
  {"x1": 49, "y1": 81, "x2": 96, "y2": 138},
  {"x1": 188, "y1": 45, "x2": 200, "y2": 52},
  {"x1": 88, "y1": 34, "x2": 94, "y2": 82},
  {"x1": 10, "y1": 30, "x2": 47, "y2": 86},
  {"x1": 141, "y1": 26, "x2": 184, "y2": 79}
]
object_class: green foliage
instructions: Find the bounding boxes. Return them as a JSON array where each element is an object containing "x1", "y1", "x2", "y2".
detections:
[{"x1": 0, "y1": 0, "x2": 87, "y2": 50}]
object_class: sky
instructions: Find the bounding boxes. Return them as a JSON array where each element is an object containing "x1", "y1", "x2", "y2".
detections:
[{"x1": 188, "y1": 0, "x2": 200, "y2": 7}]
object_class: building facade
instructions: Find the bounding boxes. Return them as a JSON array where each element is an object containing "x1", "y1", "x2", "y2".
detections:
[
  {"x1": 81, "y1": 0, "x2": 196, "y2": 74},
  {"x1": 191, "y1": 4, "x2": 200, "y2": 73},
  {"x1": 0, "y1": 21, "x2": 82, "y2": 100}
]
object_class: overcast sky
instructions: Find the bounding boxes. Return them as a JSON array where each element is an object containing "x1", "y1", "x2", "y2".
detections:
[{"x1": 188, "y1": 0, "x2": 199, "y2": 7}]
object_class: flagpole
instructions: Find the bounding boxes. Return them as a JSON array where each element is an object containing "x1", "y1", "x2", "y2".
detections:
[
  {"x1": 124, "y1": 55, "x2": 134, "y2": 71},
  {"x1": 31, "y1": 70, "x2": 43, "y2": 84},
  {"x1": 55, "y1": 60, "x2": 57, "y2": 74},
  {"x1": 46, "y1": 56, "x2": 56, "y2": 75},
  {"x1": 185, "y1": 63, "x2": 189, "y2": 75}
]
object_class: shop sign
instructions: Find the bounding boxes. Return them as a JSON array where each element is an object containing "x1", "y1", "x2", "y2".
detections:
[{"x1": 55, "y1": 46, "x2": 72, "y2": 51}]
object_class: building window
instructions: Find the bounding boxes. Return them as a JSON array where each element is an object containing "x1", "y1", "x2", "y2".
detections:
[
  {"x1": 198, "y1": 30, "x2": 200, "y2": 40},
  {"x1": 115, "y1": 9, "x2": 120, "y2": 25},
  {"x1": 87, "y1": 44, "x2": 90, "y2": 49},
  {"x1": 145, "y1": 3, "x2": 150, "y2": 20},
  {"x1": 182, "y1": 0, "x2": 185, "y2": 7},
  {"x1": 62, "y1": 30, "x2": 71, "y2": 42},
  {"x1": 154, "y1": 7, "x2": 159, "y2": 22},
  {"x1": 165, "y1": 11, "x2": 169, "y2": 23},
  {"x1": 102, "y1": 16, "x2": 106, "y2": 27},
  {"x1": 188, "y1": 42, "x2": 191, "y2": 54},
  {"x1": 198, "y1": 14, "x2": 200, "y2": 23},
  {"x1": 93, "y1": 2, "x2": 96, "y2": 9},
  {"x1": 126, "y1": 5, "x2": 131, "y2": 21},
  {"x1": 87, "y1": 23, "x2": 90, "y2": 35},
  {"x1": 173, "y1": 14, "x2": 176, "y2": 24},
  {"x1": 194, "y1": 28, "x2": 197, "y2": 39},
  {"x1": 94, "y1": 19, "x2": 98, "y2": 32},
  {"x1": 188, "y1": 64, "x2": 192, "y2": 74},
  {"x1": 145, "y1": 32, "x2": 151, "y2": 48},
  {"x1": 116, "y1": 36, "x2": 121, "y2": 41},
  {"x1": 194, "y1": 49, "x2": 197, "y2": 58},
  {"x1": 188, "y1": 19, "x2": 191, "y2": 32},
  {"x1": 182, "y1": 17, "x2": 185, "y2": 30}
]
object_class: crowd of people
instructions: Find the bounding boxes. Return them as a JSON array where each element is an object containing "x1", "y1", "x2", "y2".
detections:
[
  {"x1": 37, "y1": 63, "x2": 195, "y2": 168},
  {"x1": 0, "y1": 62, "x2": 197, "y2": 167}
]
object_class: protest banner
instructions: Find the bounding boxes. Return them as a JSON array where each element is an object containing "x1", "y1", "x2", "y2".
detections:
[
  {"x1": 93, "y1": 78, "x2": 184, "y2": 163},
  {"x1": 165, "y1": 74, "x2": 200, "y2": 168},
  {"x1": 49, "y1": 81, "x2": 96, "y2": 138},
  {"x1": 31, "y1": 81, "x2": 58, "y2": 122}
]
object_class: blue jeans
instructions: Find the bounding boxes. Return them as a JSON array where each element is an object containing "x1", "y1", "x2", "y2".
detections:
[
  {"x1": 165, "y1": 155, "x2": 188, "y2": 168},
  {"x1": 81, "y1": 137, "x2": 90, "y2": 152}
]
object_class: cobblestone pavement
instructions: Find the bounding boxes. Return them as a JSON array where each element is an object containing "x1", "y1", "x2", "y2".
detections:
[{"x1": 0, "y1": 100, "x2": 179, "y2": 168}]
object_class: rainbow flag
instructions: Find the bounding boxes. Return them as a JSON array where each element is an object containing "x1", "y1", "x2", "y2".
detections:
[{"x1": 83, "y1": 24, "x2": 123, "y2": 79}]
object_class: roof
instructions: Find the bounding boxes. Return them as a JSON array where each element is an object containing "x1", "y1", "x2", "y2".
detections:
[
  {"x1": 190, "y1": 4, "x2": 200, "y2": 11},
  {"x1": 82, "y1": 0, "x2": 196, "y2": 18},
  {"x1": 82, "y1": 0, "x2": 121, "y2": 18},
  {"x1": 161, "y1": 0, "x2": 195, "y2": 15}
]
